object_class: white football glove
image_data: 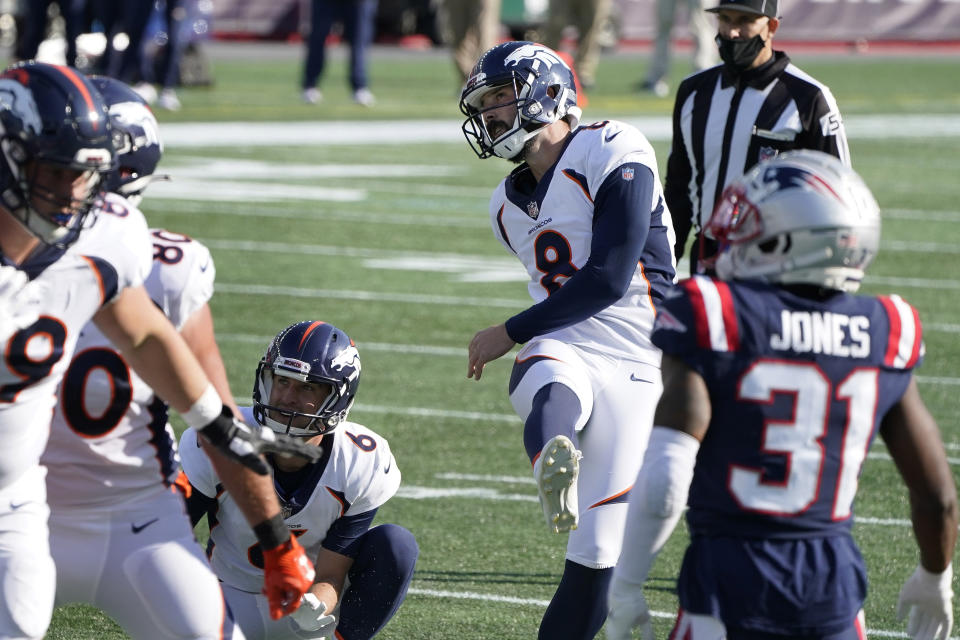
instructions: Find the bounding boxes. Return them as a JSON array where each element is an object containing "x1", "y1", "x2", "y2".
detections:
[
  {"x1": 290, "y1": 593, "x2": 337, "y2": 635},
  {"x1": 606, "y1": 576, "x2": 654, "y2": 640},
  {"x1": 896, "y1": 564, "x2": 954, "y2": 640},
  {"x1": 0, "y1": 265, "x2": 44, "y2": 342}
]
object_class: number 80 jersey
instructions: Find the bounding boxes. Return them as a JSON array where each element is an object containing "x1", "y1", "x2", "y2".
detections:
[
  {"x1": 43, "y1": 225, "x2": 215, "y2": 510},
  {"x1": 652, "y1": 276, "x2": 924, "y2": 538}
]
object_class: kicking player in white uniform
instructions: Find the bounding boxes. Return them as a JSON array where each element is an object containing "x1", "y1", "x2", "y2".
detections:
[
  {"x1": 460, "y1": 42, "x2": 677, "y2": 639},
  {"x1": 181, "y1": 321, "x2": 419, "y2": 640},
  {"x1": 0, "y1": 63, "x2": 316, "y2": 639},
  {"x1": 41, "y1": 75, "x2": 292, "y2": 638}
]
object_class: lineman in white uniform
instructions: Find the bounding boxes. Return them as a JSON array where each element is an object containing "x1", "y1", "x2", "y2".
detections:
[
  {"x1": 181, "y1": 321, "x2": 418, "y2": 640},
  {"x1": 0, "y1": 70, "x2": 313, "y2": 639},
  {"x1": 460, "y1": 42, "x2": 677, "y2": 639}
]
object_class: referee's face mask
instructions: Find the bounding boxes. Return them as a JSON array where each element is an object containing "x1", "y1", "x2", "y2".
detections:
[{"x1": 716, "y1": 33, "x2": 766, "y2": 72}]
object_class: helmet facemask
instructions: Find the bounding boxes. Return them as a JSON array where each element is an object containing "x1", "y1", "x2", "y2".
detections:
[
  {"x1": 2, "y1": 151, "x2": 104, "y2": 249},
  {"x1": 254, "y1": 365, "x2": 346, "y2": 438},
  {"x1": 0, "y1": 65, "x2": 116, "y2": 249},
  {"x1": 459, "y1": 42, "x2": 581, "y2": 160},
  {"x1": 708, "y1": 151, "x2": 880, "y2": 293}
]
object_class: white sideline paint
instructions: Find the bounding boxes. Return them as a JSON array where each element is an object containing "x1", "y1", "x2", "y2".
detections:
[
  {"x1": 215, "y1": 282, "x2": 528, "y2": 309},
  {"x1": 201, "y1": 239, "x2": 527, "y2": 284},
  {"x1": 397, "y1": 484, "x2": 915, "y2": 526},
  {"x1": 160, "y1": 115, "x2": 960, "y2": 148},
  {"x1": 404, "y1": 587, "x2": 937, "y2": 638},
  {"x1": 218, "y1": 334, "x2": 959, "y2": 386},
  {"x1": 199, "y1": 236, "x2": 960, "y2": 287},
  {"x1": 397, "y1": 480, "x2": 942, "y2": 530}
]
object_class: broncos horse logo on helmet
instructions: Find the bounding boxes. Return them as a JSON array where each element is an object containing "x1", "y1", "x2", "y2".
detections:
[
  {"x1": 459, "y1": 41, "x2": 581, "y2": 160},
  {"x1": 705, "y1": 150, "x2": 880, "y2": 293},
  {"x1": 253, "y1": 321, "x2": 362, "y2": 437},
  {"x1": 89, "y1": 76, "x2": 166, "y2": 207},
  {"x1": 0, "y1": 62, "x2": 116, "y2": 248}
]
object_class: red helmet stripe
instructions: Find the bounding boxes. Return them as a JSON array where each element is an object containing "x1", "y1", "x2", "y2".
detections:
[
  {"x1": 298, "y1": 320, "x2": 326, "y2": 352},
  {"x1": 54, "y1": 65, "x2": 99, "y2": 129}
]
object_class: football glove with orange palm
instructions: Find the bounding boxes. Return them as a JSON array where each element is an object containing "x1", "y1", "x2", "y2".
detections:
[{"x1": 262, "y1": 536, "x2": 316, "y2": 620}]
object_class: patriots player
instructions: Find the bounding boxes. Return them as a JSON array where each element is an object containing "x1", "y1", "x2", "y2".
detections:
[
  {"x1": 181, "y1": 321, "x2": 418, "y2": 640},
  {"x1": 460, "y1": 41, "x2": 676, "y2": 638},
  {"x1": 607, "y1": 151, "x2": 957, "y2": 640},
  {"x1": 0, "y1": 63, "x2": 317, "y2": 639},
  {"x1": 42, "y1": 75, "x2": 320, "y2": 638}
]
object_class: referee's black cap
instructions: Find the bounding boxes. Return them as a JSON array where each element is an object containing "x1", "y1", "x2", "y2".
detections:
[{"x1": 706, "y1": 0, "x2": 779, "y2": 18}]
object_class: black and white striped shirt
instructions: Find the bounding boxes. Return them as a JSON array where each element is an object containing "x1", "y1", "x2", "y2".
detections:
[{"x1": 665, "y1": 51, "x2": 849, "y2": 265}]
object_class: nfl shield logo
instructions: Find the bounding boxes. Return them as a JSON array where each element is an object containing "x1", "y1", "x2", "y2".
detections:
[
  {"x1": 526, "y1": 201, "x2": 540, "y2": 220},
  {"x1": 621, "y1": 167, "x2": 634, "y2": 181},
  {"x1": 759, "y1": 146, "x2": 778, "y2": 162}
]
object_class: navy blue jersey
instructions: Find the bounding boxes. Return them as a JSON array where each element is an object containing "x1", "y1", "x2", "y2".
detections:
[{"x1": 653, "y1": 276, "x2": 924, "y2": 539}]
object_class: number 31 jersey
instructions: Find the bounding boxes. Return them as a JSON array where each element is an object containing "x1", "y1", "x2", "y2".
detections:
[
  {"x1": 652, "y1": 276, "x2": 924, "y2": 538},
  {"x1": 43, "y1": 223, "x2": 215, "y2": 510}
]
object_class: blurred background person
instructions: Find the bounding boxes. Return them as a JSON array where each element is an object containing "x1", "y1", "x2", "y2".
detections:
[
  {"x1": 641, "y1": 0, "x2": 717, "y2": 98},
  {"x1": 665, "y1": 0, "x2": 849, "y2": 274},
  {"x1": 138, "y1": 0, "x2": 189, "y2": 110},
  {"x1": 93, "y1": 0, "x2": 153, "y2": 89},
  {"x1": 444, "y1": 0, "x2": 502, "y2": 85},
  {"x1": 15, "y1": 0, "x2": 85, "y2": 67},
  {"x1": 542, "y1": 0, "x2": 612, "y2": 89},
  {"x1": 301, "y1": 0, "x2": 379, "y2": 106}
]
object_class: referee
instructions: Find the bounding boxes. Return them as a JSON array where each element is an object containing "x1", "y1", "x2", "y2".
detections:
[{"x1": 665, "y1": 0, "x2": 850, "y2": 274}]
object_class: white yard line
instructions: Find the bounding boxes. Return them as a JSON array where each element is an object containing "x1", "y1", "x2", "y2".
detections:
[
  {"x1": 161, "y1": 115, "x2": 960, "y2": 148},
  {"x1": 404, "y1": 587, "x2": 935, "y2": 638},
  {"x1": 215, "y1": 283, "x2": 527, "y2": 309},
  {"x1": 219, "y1": 335, "x2": 960, "y2": 386}
]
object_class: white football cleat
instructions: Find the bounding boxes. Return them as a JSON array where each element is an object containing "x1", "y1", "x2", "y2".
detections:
[
  {"x1": 352, "y1": 87, "x2": 375, "y2": 107},
  {"x1": 302, "y1": 88, "x2": 322, "y2": 105},
  {"x1": 534, "y1": 435, "x2": 582, "y2": 533}
]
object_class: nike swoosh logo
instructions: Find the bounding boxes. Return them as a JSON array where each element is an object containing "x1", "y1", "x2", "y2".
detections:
[
  {"x1": 605, "y1": 130, "x2": 622, "y2": 143},
  {"x1": 199, "y1": 260, "x2": 211, "y2": 273},
  {"x1": 131, "y1": 518, "x2": 160, "y2": 534},
  {"x1": 384, "y1": 460, "x2": 392, "y2": 474},
  {"x1": 10, "y1": 501, "x2": 28, "y2": 510},
  {"x1": 630, "y1": 373, "x2": 653, "y2": 383}
]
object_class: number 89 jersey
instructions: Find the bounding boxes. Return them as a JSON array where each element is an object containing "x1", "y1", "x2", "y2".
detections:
[
  {"x1": 43, "y1": 225, "x2": 215, "y2": 510},
  {"x1": 0, "y1": 194, "x2": 152, "y2": 491},
  {"x1": 652, "y1": 276, "x2": 923, "y2": 538}
]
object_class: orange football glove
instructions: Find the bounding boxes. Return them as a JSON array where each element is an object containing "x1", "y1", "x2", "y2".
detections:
[{"x1": 262, "y1": 536, "x2": 316, "y2": 620}]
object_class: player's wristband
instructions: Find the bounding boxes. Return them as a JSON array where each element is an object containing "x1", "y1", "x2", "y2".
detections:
[
  {"x1": 254, "y1": 514, "x2": 290, "y2": 551},
  {"x1": 181, "y1": 384, "x2": 222, "y2": 431}
]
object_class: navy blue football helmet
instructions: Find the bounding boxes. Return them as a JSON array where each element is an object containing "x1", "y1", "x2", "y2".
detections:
[
  {"x1": 89, "y1": 76, "x2": 165, "y2": 207},
  {"x1": 253, "y1": 321, "x2": 362, "y2": 437},
  {"x1": 459, "y1": 41, "x2": 581, "y2": 160},
  {"x1": 0, "y1": 62, "x2": 115, "y2": 248}
]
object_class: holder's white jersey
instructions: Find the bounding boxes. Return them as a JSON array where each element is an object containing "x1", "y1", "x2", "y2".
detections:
[
  {"x1": 0, "y1": 193, "x2": 151, "y2": 490},
  {"x1": 489, "y1": 120, "x2": 675, "y2": 364},
  {"x1": 44, "y1": 226, "x2": 215, "y2": 510},
  {"x1": 180, "y1": 410, "x2": 401, "y2": 593}
]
